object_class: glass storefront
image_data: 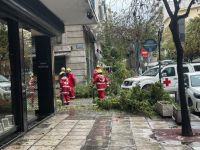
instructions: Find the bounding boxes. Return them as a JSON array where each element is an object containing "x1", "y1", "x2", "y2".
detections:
[
  {"x1": 0, "y1": 20, "x2": 16, "y2": 136},
  {"x1": 20, "y1": 29, "x2": 39, "y2": 122},
  {"x1": 0, "y1": 0, "x2": 63, "y2": 146}
]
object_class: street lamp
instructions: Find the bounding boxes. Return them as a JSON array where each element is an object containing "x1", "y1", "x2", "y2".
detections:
[{"x1": 158, "y1": 24, "x2": 164, "y2": 88}]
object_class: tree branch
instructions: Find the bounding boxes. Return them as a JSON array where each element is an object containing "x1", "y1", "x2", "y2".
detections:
[
  {"x1": 173, "y1": 0, "x2": 180, "y2": 16},
  {"x1": 178, "y1": 0, "x2": 182, "y2": 5},
  {"x1": 178, "y1": 0, "x2": 195, "y2": 19},
  {"x1": 163, "y1": 0, "x2": 174, "y2": 18}
]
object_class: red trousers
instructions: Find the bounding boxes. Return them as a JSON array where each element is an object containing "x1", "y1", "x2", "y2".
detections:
[
  {"x1": 61, "y1": 92, "x2": 70, "y2": 104},
  {"x1": 70, "y1": 87, "x2": 75, "y2": 99},
  {"x1": 98, "y1": 90, "x2": 105, "y2": 99}
]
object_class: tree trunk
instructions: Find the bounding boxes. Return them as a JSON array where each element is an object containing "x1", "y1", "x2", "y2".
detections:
[{"x1": 169, "y1": 20, "x2": 193, "y2": 136}]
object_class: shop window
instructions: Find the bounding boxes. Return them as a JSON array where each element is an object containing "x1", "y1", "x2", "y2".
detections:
[
  {"x1": 19, "y1": 28, "x2": 39, "y2": 122},
  {"x1": 0, "y1": 20, "x2": 15, "y2": 136}
]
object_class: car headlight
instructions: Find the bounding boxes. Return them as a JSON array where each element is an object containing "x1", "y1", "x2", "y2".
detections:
[{"x1": 193, "y1": 93, "x2": 200, "y2": 99}]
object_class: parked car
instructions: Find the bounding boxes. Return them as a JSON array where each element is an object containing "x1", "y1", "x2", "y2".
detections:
[
  {"x1": 0, "y1": 75, "x2": 11, "y2": 101},
  {"x1": 121, "y1": 63, "x2": 200, "y2": 94},
  {"x1": 184, "y1": 72, "x2": 200, "y2": 112}
]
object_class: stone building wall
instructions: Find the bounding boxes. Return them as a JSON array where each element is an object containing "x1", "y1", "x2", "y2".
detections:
[{"x1": 65, "y1": 25, "x2": 87, "y2": 83}]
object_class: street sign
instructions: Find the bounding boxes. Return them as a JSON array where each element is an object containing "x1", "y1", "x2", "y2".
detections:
[
  {"x1": 140, "y1": 48, "x2": 149, "y2": 58},
  {"x1": 143, "y1": 39, "x2": 157, "y2": 52}
]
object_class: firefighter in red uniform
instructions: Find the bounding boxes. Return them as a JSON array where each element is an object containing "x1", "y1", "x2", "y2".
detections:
[
  {"x1": 93, "y1": 69, "x2": 109, "y2": 99},
  {"x1": 59, "y1": 72, "x2": 71, "y2": 105},
  {"x1": 66, "y1": 67, "x2": 76, "y2": 99},
  {"x1": 28, "y1": 73, "x2": 36, "y2": 107},
  {"x1": 59, "y1": 67, "x2": 66, "y2": 80},
  {"x1": 92, "y1": 65, "x2": 101, "y2": 81}
]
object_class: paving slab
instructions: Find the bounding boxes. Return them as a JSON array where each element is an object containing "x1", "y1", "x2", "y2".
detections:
[
  {"x1": 162, "y1": 145, "x2": 192, "y2": 150},
  {"x1": 14, "y1": 139, "x2": 38, "y2": 146},
  {"x1": 108, "y1": 146, "x2": 137, "y2": 150},
  {"x1": 3, "y1": 145, "x2": 31, "y2": 150},
  {"x1": 3, "y1": 98, "x2": 200, "y2": 150},
  {"x1": 136, "y1": 145, "x2": 163, "y2": 150},
  {"x1": 55, "y1": 145, "x2": 82, "y2": 150},
  {"x1": 29, "y1": 146, "x2": 56, "y2": 150}
]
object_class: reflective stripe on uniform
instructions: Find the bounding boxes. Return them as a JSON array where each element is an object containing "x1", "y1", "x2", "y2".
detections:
[
  {"x1": 97, "y1": 82, "x2": 105, "y2": 85},
  {"x1": 97, "y1": 89, "x2": 105, "y2": 91},
  {"x1": 63, "y1": 85, "x2": 70, "y2": 88},
  {"x1": 62, "y1": 92, "x2": 69, "y2": 94}
]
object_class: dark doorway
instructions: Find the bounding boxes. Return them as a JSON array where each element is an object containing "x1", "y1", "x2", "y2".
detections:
[{"x1": 54, "y1": 56, "x2": 66, "y2": 75}]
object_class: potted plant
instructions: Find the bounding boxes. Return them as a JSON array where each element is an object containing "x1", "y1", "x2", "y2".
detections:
[
  {"x1": 172, "y1": 102, "x2": 182, "y2": 124},
  {"x1": 155, "y1": 101, "x2": 173, "y2": 117},
  {"x1": 151, "y1": 83, "x2": 173, "y2": 117}
]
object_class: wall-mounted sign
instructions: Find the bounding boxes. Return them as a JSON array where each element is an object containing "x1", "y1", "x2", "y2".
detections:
[
  {"x1": 76, "y1": 43, "x2": 84, "y2": 49},
  {"x1": 143, "y1": 39, "x2": 157, "y2": 52},
  {"x1": 38, "y1": 62, "x2": 49, "y2": 69}
]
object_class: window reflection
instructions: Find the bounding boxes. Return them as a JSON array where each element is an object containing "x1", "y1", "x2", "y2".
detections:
[
  {"x1": 20, "y1": 28, "x2": 38, "y2": 122},
  {"x1": 0, "y1": 20, "x2": 15, "y2": 135}
]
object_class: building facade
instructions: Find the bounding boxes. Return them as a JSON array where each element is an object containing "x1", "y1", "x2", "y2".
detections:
[
  {"x1": 163, "y1": 1, "x2": 200, "y2": 28},
  {"x1": 53, "y1": 0, "x2": 107, "y2": 83}
]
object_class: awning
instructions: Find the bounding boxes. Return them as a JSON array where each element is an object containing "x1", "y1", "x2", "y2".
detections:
[
  {"x1": 0, "y1": 0, "x2": 64, "y2": 36},
  {"x1": 40, "y1": 0, "x2": 97, "y2": 25}
]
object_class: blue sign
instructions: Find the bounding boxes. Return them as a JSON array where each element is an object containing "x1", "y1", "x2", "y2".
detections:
[{"x1": 143, "y1": 39, "x2": 157, "y2": 52}]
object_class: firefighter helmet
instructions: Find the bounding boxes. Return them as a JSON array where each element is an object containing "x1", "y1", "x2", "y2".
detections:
[
  {"x1": 97, "y1": 69, "x2": 103, "y2": 74},
  {"x1": 30, "y1": 72, "x2": 34, "y2": 77},
  {"x1": 61, "y1": 67, "x2": 65, "y2": 72},
  {"x1": 66, "y1": 67, "x2": 71, "y2": 72},
  {"x1": 96, "y1": 65, "x2": 100, "y2": 68},
  {"x1": 59, "y1": 71, "x2": 65, "y2": 76}
]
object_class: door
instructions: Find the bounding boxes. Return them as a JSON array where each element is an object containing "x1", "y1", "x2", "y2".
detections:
[
  {"x1": 161, "y1": 66, "x2": 178, "y2": 92},
  {"x1": 20, "y1": 28, "x2": 39, "y2": 123}
]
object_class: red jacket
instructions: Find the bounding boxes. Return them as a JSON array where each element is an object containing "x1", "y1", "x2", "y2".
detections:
[
  {"x1": 93, "y1": 74, "x2": 108, "y2": 91},
  {"x1": 28, "y1": 77, "x2": 36, "y2": 94},
  {"x1": 59, "y1": 76, "x2": 71, "y2": 93},
  {"x1": 92, "y1": 69, "x2": 100, "y2": 81},
  {"x1": 67, "y1": 72, "x2": 76, "y2": 87}
]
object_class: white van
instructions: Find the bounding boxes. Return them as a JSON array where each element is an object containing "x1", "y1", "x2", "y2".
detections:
[{"x1": 121, "y1": 63, "x2": 200, "y2": 93}]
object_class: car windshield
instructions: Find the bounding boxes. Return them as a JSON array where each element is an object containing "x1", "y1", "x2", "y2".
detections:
[
  {"x1": 142, "y1": 67, "x2": 159, "y2": 76},
  {"x1": 0, "y1": 75, "x2": 9, "y2": 82},
  {"x1": 191, "y1": 75, "x2": 200, "y2": 87}
]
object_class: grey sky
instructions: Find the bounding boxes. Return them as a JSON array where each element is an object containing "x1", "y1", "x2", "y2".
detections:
[{"x1": 106, "y1": 0, "x2": 132, "y2": 12}]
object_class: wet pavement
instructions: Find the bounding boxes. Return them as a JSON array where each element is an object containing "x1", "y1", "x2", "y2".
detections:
[{"x1": 3, "y1": 98, "x2": 200, "y2": 150}]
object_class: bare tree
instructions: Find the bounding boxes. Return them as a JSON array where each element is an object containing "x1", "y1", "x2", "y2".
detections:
[
  {"x1": 162, "y1": 0, "x2": 195, "y2": 136},
  {"x1": 101, "y1": 0, "x2": 163, "y2": 72}
]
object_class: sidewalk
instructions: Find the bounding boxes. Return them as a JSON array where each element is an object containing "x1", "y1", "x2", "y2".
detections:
[{"x1": 3, "y1": 98, "x2": 200, "y2": 150}]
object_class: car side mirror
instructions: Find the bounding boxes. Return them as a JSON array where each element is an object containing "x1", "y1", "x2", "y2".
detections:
[{"x1": 184, "y1": 83, "x2": 189, "y2": 88}]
